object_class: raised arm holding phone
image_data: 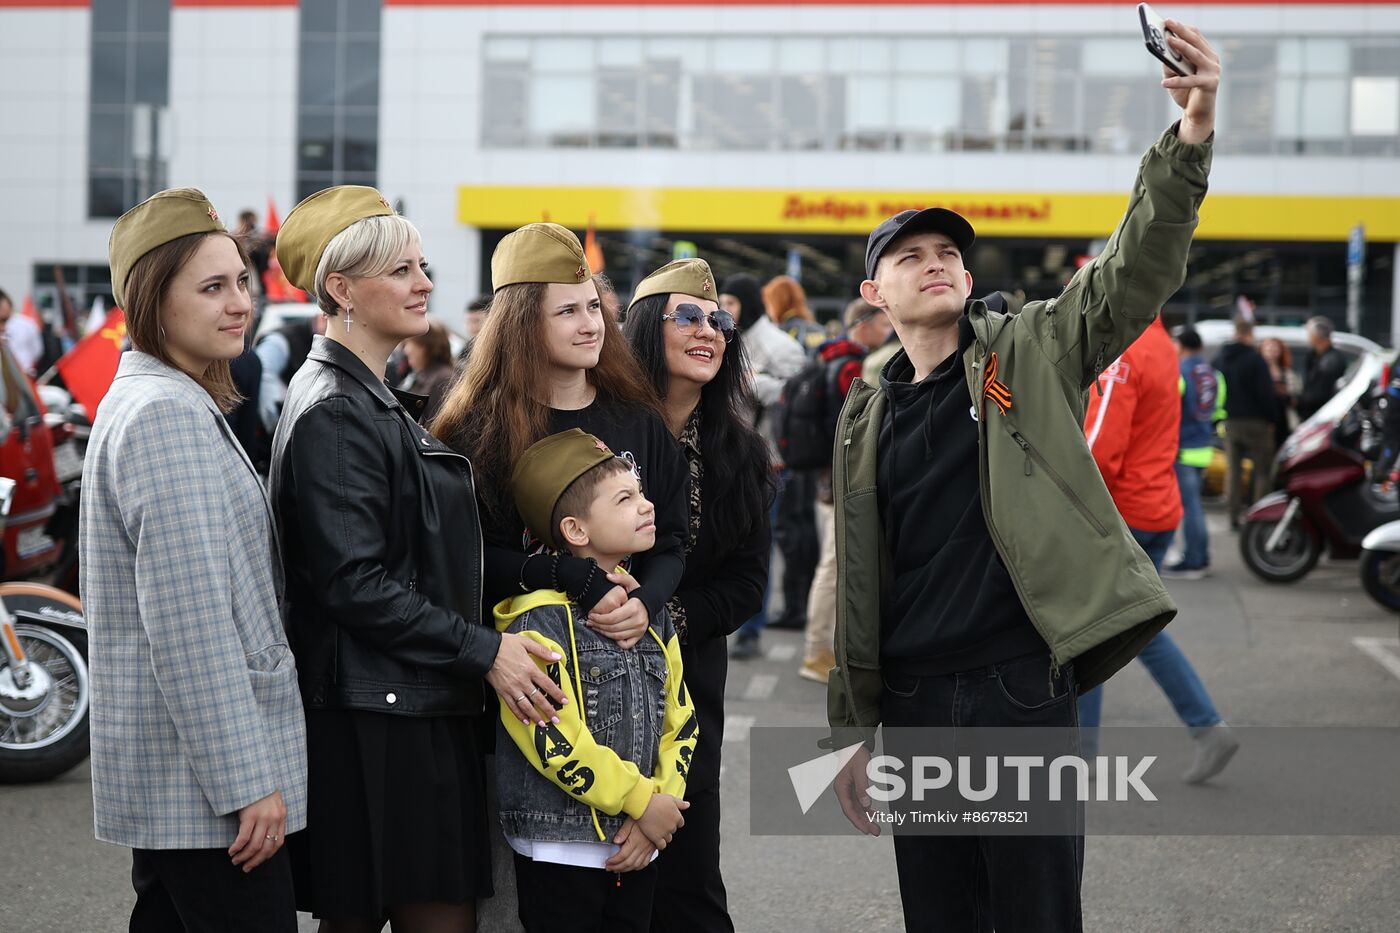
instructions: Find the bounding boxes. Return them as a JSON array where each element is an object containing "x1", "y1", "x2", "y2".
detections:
[{"x1": 827, "y1": 17, "x2": 1220, "y2": 933}]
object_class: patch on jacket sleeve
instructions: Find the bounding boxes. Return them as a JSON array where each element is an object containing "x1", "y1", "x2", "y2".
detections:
[{"x1": 982, "y1": 351, "x2": 1013, "y2": 416}]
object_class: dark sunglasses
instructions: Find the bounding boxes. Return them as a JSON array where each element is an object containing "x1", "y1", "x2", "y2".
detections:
[{"x1": 662, "y1": 303, "x2": 738, "y2": 343}]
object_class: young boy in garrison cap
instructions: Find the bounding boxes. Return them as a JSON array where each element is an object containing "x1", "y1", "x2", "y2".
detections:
[{"x1": 495, "y1": 427, "x2": 698, "y2": 931}]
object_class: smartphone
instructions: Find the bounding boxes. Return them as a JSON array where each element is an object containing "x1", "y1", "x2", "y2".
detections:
[{"x1": 1138, "y1": 3, "x2": 1196, "y2": 77}]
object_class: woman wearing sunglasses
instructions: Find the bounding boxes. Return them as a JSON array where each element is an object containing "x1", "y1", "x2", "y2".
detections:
[{"x1": 623, "y1": 259, "x2": 774, "y2": 933}]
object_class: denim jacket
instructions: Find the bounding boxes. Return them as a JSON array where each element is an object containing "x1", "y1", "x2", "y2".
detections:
[{"x1": 494, "y1": 589, "x2": 697, "y2": 844}]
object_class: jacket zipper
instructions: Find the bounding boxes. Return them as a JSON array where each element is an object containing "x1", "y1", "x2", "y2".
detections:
[
  {"x1": 1009, "y1": 430, "x2": 1111, "y2": 538},
  {"x1": 422, "y1": 446, "x2": 488, "y2": 711},
  {"x1": 1092, "y1": 343, "x2": 1108, "y2": 396}
]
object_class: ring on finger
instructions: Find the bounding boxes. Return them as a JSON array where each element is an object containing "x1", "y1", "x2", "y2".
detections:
[{"x1": 514, "y1": 694, "x2": 527, "y2": 702}]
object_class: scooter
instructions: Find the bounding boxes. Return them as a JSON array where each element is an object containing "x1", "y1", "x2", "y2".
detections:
[
  {"x1": 1239, "y1": 354, "x2": 1400, "y2": 583},
  {"x1": 1359, "y1": 521, "x2": 1400, "y2": 611},
  {"x1": 0, "y1": 476, "x2": 89, "y2": 782}
]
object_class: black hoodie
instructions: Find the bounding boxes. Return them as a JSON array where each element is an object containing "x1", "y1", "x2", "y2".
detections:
[
  {"x1": 875, "y1": 314, "x2": 1045, "y2": 677},
  {"x1": 1213, "y1": 341, "x2": 1279, "y2": 422},
  {"x1": 719, "y1": 274, "x2": 764, "y2": 328}
]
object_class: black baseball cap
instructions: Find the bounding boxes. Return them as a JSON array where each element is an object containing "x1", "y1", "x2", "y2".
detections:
[{"x1": 864, "y1": 208, "x2": 976, "y2": 280}]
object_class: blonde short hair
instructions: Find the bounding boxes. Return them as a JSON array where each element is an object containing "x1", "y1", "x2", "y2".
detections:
[{"x1": 312, "y1": 213, "x2": 422, "y2": 316}]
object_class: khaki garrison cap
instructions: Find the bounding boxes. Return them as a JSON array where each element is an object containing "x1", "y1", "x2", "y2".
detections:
[
  {"x1": 627, "y1": 258, "x2": 717, "y2": 311},
  {"x1": 276, "y1": 185, "x2": 395, "y2": 293},
  {"x1": 511, "y1": 428, "x2": 617, "y2": 550},
  {"x1": 491, "y1": 223, "x2": 591, "y2": 290},
  {"x1": 108, "y1": 188, "x2": 225, "y2": 307}
]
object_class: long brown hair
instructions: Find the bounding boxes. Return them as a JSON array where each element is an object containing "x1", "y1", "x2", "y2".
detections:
[
  {"x1": 122, "y1": 231, "x2": 245, "y2": 413},
  {"x1": 432, "y1": 280, "x2": 661, "y2": 523}
]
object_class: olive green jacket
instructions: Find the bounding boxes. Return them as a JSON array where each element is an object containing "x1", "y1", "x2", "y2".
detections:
[{"x1": 828, "y1": 124, "x2": 1212, "y2": 741}]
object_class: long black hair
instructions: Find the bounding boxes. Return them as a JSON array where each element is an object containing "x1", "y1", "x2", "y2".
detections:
[{"x1": 624, "y1": 293, "x2": 775, "y2": 543}]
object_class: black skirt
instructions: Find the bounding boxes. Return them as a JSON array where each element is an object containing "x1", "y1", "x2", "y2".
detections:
[{"x1": 291, "y1": 708, "x2": 494, "y2": 919}]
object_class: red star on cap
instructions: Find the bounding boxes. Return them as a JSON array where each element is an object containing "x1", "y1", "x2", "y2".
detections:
[
  {"x1": 207, "y1": 207, "x2": 219, "y2": 222},
  {"x1": 594, "y1": 439, "x2": 609, "y2": 453},
  {"x1": 575, "y1": 265, "x2": 586, "y2": 282},
  {"x1": 378, "y1": 196, "x2": 391, "y2": 209}
]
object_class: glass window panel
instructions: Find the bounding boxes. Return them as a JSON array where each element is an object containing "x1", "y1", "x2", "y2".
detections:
[
  {"x1": 1354, "y1": 43, "x2": 1400, "y2": 77},
  {"x1": 894, "y1": 39, "x2": 957, "y2": 72},
  {"x1": 485, "y1": 38, "x2": 530, "y2": 63},
  {"x1": 1304, "y1": 39, "x2": 1349, "y2": 75},
  {"x1": 1083, "y1": 76, "x2": 1156, "y2": 153},
  {"x1": 297, "y1": 173, "x2": 335, "y2": 204},
  {"x1": 1302, "y1": 77, "x2": 1347, "y2": 137},
  {"x1": 529, "y1": 74, "x2": 597, "y2": 136},
  {"x1": 1081, "y1": 38, "x2": 1155, "y2": 76},
  {"x1": 343, "y1": 0, "x2": 380, "y2": 35},
  {"x1": 482, "y1": 67, "x2": 527, "y2": 144},
  {"x1": 89, "y1": 110, "x2": 129, "y2": 169},
  {"x1": 343, "y1": 39, "x2": 380, "y2": 107},
  {"x1": 1221, "y1": 39, "x2": 1274, "y2": 74},
  {"x1": 91, "y1": 0, "x2": 130, "y2": 35},
  {"x1": 1277, "y1": 39, "x2": 1303, "y2": 74},
  {"x1": 1221, "y1": 76, "x2": 1275, "y2": 153},
  {"x1": 692, "y1": 74, "x2": 772, "y2": 149},
  {"x1": 1352, "y1": 76, "x2": 1400, "y2": 135},
  {"x1": 641, "y1": 60, "x2": 680, "y2": 147},
  {"x1": 961, "y1": 39, "x2": 1008, "y2": 76},
  {"x1": 827, "y1": 38, "x2": 891, "y2": 73},
  {"x1": 892, "y1": 76, "x2": 958, "y2": 133},
  {"x1": 646, "y1": 38, "x2": 698, "y2": 69},
  {"x1": 1274, "y1": 78, "x2": 1301, "y2": 137},
  {"x1": 534, "y1": 38, "x2": 594, "y2": 75},
  {"x1": 299, "y1": 0, "x2": 337, "y2": 34},
  {"x1": 777, "y1": 74, "x2": 824, "y2": 148},
  {"x1": 713, "y1": 38, "x2": 772, "y2": 73},
  {"x1": 89, "y1": 175, "x2": 129, "y2": 219},
  {"x1": 133, "y1": 0, "x2": 167, "y2": 35},
  {"x1": 298, "y1": 111, "x2": 334, "y2": 171},
  {"x1": 778, "y1": 38, "x2": 823, "y2": 75},
  {"x1": 340, "y1": 114, "x2": 378, "y2": 172},
  {"x1": 847, "y1": 76, "x2": 891, "y2": 129},
  {"x1": 133, "y1": 39, "x2": 168, "y2": 105},
  {"x1": 598, "y1": 68, "x2": 639, "y2": 144},
  {"x1": 299, "y1": 37, "x2": 338, "y2": 107},
  {"x1": 959, "y1": 75, "x2": 1006, "y2": 149},
  {"x1": 90, "y1": 39, "x2": 129, "y2": 105},
  {"x1": 599, "y1": 38, "x2": 643, "y2": 67}
]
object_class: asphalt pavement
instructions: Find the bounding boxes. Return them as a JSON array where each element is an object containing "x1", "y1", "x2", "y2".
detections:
[{"x1": 4, "y1": 512, "x2": 1399, "y2": 932}]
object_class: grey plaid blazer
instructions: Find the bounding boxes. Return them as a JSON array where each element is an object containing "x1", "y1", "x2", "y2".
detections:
[{"x1": 79, "y1": 352, "x2": 307, "y2": 849}]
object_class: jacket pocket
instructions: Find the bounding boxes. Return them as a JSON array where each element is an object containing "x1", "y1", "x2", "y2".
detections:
[
  {"x1": 1008, "y1": 430, "x2": 1110, "y2": 538},
  {"x1": 577, "y1": 651, "x2": 625, "y2": 738}
]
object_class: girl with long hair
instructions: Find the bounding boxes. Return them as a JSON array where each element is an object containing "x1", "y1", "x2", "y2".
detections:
[
  {"x1": 82, "y1": 188, "x2": 307, "y2": 931},
  {"x1": 623, "y1": 259, "x2": 774, "y2": 933},
  {"x1": 432, "y1": 224, "x2": 688, "y2": 645}
]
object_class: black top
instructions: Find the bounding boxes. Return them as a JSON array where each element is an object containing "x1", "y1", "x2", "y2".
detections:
[
  {"x1": 271, "y1": 337, "x2": 498, "y2": 716},
  {"x1": 876, "y1": 320, "x2": 1045, "y2": 676},
  {"x1": 1299, "y1": 346, "x2": 1348, "y2": 421},
  {"x1": 668, "y1": 410, "x2": 770, "y2": 792},
  {"x1": 478, "y1": 395, "x2": 689, "y2": 620},
  {"x1": 1214, "y1": 342, "x2": 1279, "y2": 422}
]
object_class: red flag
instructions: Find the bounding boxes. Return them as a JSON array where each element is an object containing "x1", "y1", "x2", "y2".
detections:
[
  {"x1": 584, "y1": 215, "x2": 605, "y2": 274},
  {"x1": 55, "y1": 308, "x2": 126, "y2": 415},
  {"x1": 266, "y1": 196, "x2": 282, "y2": 236},
  {"x1": 19, "y1": 294, "x2": 41, "y2": 327}
]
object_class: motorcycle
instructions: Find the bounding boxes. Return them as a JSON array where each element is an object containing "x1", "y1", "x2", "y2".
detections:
[
  {"x1": 1359, "y1": 521, "x2": 1400, "y2": 611},
  {"x1": 0, "y1": 476, "x2": 89, "y2": 782},
  {"x1": 1239, "y1": 352, "x2": 1400, "y2": 583}
]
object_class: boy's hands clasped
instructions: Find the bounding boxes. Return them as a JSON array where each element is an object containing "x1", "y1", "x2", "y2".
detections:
[{"x1": 636, "y1": 792, "x2": 689, "y2": 851}]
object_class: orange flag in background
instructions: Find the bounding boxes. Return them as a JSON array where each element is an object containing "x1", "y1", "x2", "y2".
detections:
[
  {"x1": 55, "y1": 308, "x2": 126, "y2": 415},
  {"x1": 19, "y1": 295, "x2": 41, "y2": 327},
  {"x1": 584, "y1": 215, "x2": 605, "y2": 274}
]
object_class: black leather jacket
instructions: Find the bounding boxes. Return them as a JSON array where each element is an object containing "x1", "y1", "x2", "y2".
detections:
[{"x1": 270, "y1": 337, "x2": 500, "y2": 716}]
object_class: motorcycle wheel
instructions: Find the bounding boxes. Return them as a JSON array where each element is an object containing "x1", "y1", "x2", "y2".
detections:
[
  {"x1": 0, "y1": 623, "x2": 90, "y2": 783},
  {"x1": 1360, "y1": 549, "x2": 1400, "y2": 612},
  {"x1": 1240, "y1": 518, "x2": 1321, "y2": 583}
]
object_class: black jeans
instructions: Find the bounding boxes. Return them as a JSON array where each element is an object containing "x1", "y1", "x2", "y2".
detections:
[
  {"x1": 130, "y1": 845, "x2": 296, "y2": 933},
  {"x1": 880, "y1": 652, "x2": 1084, "y2": 933},
  {"x1": 773, "y1": 468, "x2": 818, "y2": 628},
  {"x1": 513, "y1": 854, "x2": 656, "y2": 933},
  {"x1": 651, "y1": 785, "x2": 733, "y2": 933}
]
